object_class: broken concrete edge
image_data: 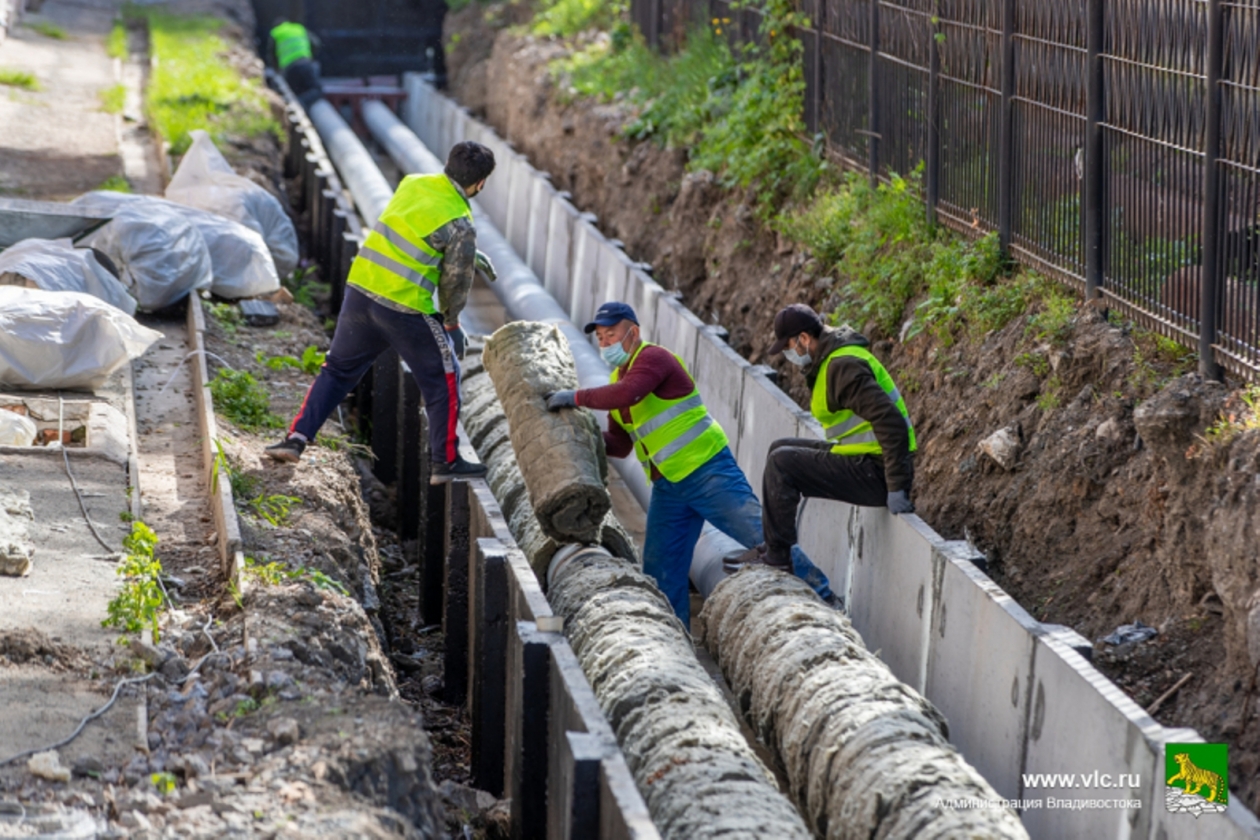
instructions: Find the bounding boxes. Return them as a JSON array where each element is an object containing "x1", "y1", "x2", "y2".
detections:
[{"x1": 185, "y1": 295, "x2": 242, "y2": 586}]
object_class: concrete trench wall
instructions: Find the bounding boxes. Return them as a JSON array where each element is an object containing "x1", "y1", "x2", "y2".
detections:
[
  {"x1": 402, "y1": 74, "x2": 1260, "y2": 839},
  {"x1": 699, "y1": 568, "x2": 1028, "y2": 840}
]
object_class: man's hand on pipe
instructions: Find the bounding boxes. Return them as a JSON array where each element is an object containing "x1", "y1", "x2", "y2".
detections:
[{"x1": 544, "y1": 390, "x2": 577, "y2": 411}]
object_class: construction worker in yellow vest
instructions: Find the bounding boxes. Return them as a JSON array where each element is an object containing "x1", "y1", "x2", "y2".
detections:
[
  {"x1": 733, "y1": 304, "x2": 917, "y2": 570},
  {"x1": 543, "y1": 301, "x2": 834, "y2": 625},
  {"x1": 268, "y1": 19, "x2": 323, "y2": 107},
  {"x1": 267, "y1": 141, "x2": 498, "y2": 485}
]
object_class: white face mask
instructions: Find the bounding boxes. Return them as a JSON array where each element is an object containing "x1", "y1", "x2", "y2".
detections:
[{"x1": 783, "y1": 337, "x2": 811, "y2": 367}]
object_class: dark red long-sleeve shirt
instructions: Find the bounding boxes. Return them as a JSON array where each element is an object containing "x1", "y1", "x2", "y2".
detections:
[{"x1": 574, "y1": 345, "x2": 695, "y2": 475}]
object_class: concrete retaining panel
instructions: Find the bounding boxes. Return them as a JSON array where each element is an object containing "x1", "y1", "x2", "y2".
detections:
[
  {"x1": 1019, "y1": 634, "x2": 1160, "y2": 840},
  {"x1": 925, "y1": 545, "x2": 1040, "y2": 801},
  {"x1": 623, "y1": 269, "x2": 664, "y2": 341},
  {"x1": 543, "y1": 198, "x2": 579, "y2": 305},
  {"x1": 505, "y1": 159, "x2": 535, "y2": 256},
  {"x1": 569, "y1": 222, "x2": 607, "y2": 329},
  {"x1": 651, "y1": 295, "x2": 703, "y2": 375},
  {"x1": 689, "y1": 327, "x2": 748, "y2": 460},
  {"x1": 734, "y1": 366, "x2": 810, "y2": 498},
  {"x1": 595, "y1": 243, "x2": 632, "y2": 315},
  {"x1": 526, "y1": 177, "x2": 556, "y2": 279}
]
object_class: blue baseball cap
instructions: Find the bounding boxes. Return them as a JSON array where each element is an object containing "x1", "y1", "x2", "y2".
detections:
[{"x1": 583, "y1": 301, "x2": 639, "y2": 334}]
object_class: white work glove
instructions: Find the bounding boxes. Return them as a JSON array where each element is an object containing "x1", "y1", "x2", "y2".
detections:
[{"x1": 474, "y1": 249, "x2": 496, "y2": 282}]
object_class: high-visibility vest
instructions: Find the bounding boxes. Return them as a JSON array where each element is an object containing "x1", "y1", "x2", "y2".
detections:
[
  {"x1": 347, "y1": 174, "x2": 472, "y2": 315},
  {"x1": 811, "y1": 345, "x2": 917, "y2": 456},
  {"x1": 270, "y1": 22, "x2": 313, "y2": 70},
  {"x1": 610, "y1": 342, "x2": 729, "y2": 483}
]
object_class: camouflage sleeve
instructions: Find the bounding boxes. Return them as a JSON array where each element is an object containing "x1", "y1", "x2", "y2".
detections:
[{"x1": 426, "y1": 216, "x2": 476, "y2": 326}]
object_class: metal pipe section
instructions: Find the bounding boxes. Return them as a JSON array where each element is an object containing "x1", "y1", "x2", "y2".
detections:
[
  {"x1": 308, "y1": 99, "x2": 394, "y2": 227},
  {"x1": 362, "y1": 100, "x2": 653, "y2": 512}
]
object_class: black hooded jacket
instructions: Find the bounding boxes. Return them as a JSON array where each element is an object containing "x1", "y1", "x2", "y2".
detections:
[{"x1": 803, "y1": 327, "x2": 915, "y2": 492}]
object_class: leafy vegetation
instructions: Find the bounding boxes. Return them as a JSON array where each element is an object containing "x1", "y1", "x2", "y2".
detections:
[
  {"x1": 103, "y1": 522, "x2": 166, "y2": 644},
  {"x1": 27, "y1": 20, "x2": 67, "y2": 39},
  {"x1": 150, "y1": 771, "x2": 178, "y2": 796},
  {"x1": 96, "y1": 175, "x2": 132, "y2": 193},
  {"x1": 106, "y1": 20, "x2": 129, "y2": 58},
  {"x1": 283, "y1": 263, "x2": 327, "y2": 309},
  {"x1": 246, "y1": 492, "x2": 301, "y2": 527},
  {"x1": 1199, "y1": 384, "x2": 1260, "y2": 450},
  {"x1": 243, "y1": 555, "x2": 350, "y2": 596},
  {"x1": 532, "y1": 0, "x2": 622, "y2": 38},
  {"x1": 0, "y1": 69, "x2": 39, "y2": 91},
  {"x1": 99, "y1": 83, "x2": 125, "y2": 114},
  {"x1": 209, "y1": 369, "x2": 282, "y2": 431},
  {"x1": 206, "y1": 301, "x2": 242, "y2": 335},
  {"x1": 256, "y1": 345, "x2": 326, "y2": 376},
  {"x1": 124, "y1": 6, "x2": 280, "y2": 155}
]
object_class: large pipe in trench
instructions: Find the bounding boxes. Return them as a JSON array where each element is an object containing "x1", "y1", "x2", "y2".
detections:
[
  {"x1": 699, "y1": 568, "x2": 1030, "y2": 840},
  {"x1": 360, "y1": 99, "x2": 652, "y2": 513},
  {"x1": 307, "y1": 100, "x2": 394, "y2": 226}
]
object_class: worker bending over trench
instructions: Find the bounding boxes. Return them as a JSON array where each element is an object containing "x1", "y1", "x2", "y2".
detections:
[{"x1": 544, "y1": 301, "x2": 834, "y2": 625}]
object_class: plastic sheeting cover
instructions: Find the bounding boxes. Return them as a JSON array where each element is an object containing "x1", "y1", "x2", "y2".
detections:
[
  {"x1": 0, "y1": 238, "x2": 136, "y2": 315},
  {"x1": 0, "y1": 286, "x2": 162, "y2": 391},
  {"x1": 0, "y1": 409, "x2": 37, "y2": 446},
  {"x1": 166, "y1": 130, "x2": 300, "y2": 277}
]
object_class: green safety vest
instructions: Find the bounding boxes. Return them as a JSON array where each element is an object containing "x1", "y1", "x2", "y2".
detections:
[
  {"x1": 347, "y1": 174, "x2": 472, "y2": 315},
  {"x1": 812, "y1": 345, "x2": 918, "y2": 456},
  {"x1": 271, "y1": 22, "x2": 312, "y2": 70},
  {"x1": 610, "y1": 342, "x2": 730, "y2": 483}
]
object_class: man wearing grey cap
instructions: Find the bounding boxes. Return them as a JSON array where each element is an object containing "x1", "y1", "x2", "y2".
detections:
[
  {"x1": 544, "y1": 301, "x2": 834, "y2": 625},
  {"x1": 734, "y1": 303, "x2": 917, "y2": 569}
]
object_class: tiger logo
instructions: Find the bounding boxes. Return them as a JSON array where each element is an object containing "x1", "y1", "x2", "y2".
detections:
[{"x1": 1167, "y1": 753, "x2": 1224, "y2": 803}]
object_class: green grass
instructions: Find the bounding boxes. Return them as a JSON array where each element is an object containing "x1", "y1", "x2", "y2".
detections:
[
  {"x1": 96, "y1": 175, "x2": 132, "y2": 193},
  {"x1": 102, "y1": 522, "x2": 166, "y2": 644},
  {"x1": 255, "y1": 345, "x2": 326, "y2": 376},
  {"x1": 533, "y1": 0, "x2": 622, "y2": 39},
  {"x1": 209, "y1": 369, "x2": 283, "y2": 431},
  {"x1": 99, "y1": 83, "x2": 125, "y2": 114},
  {"x1": 106, "y1": 21, "x2": 128, "y2": 59},
  {"x1": 0, "y1": 69, "x2": 39, "y2": 91},
  {"x1": 27, "y1": 21, "x2": 67, "y2": 39},
  {"x1": 127, "y1": 7, "x2": 280, "y2": 155}
]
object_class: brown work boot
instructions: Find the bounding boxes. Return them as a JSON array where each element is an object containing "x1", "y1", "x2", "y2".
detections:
[{"x1": 723, "y1": 543, "x2": 791, "y2": 573}]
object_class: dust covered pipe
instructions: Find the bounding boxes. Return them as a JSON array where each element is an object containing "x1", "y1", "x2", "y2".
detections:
[
  {"x1": 459, "y1": 342, "x2": 636, "y2": 578},
  {"x1": 546, "y1": 551, "x2": 813, "y2": 840},
  {"x1": 482, "y1": 322, "x2": 611, "y2": 543},
  {"x1": 361, "y1": 99, "x2": 651, "y2": 512},
  {"x1": 308, "y1": 99, "x2": 394, "y2": 226},
  {"x1": 699, "y1": 569, "x2": 1030, "y2": 840}
]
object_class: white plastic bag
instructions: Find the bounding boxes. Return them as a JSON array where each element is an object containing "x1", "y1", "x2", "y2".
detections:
[
  {"x1": 74, "y1": 192, "x2": 213, "y2": 311},
  {"x1": 0, "y1": 409, "x2": 37, "y2": 446},
  {"x1": 0, "y1": 287, "x2": 163, "y2": 391},
  {"x1": 167, "y1": 130, "x2": 300, "y2": 278},
  {"x1": 0, "y1": 238, "x2": 138, "y2": 316},
  {"x1": 76, "y1": 192, "x2": 279, "y2": 301}
]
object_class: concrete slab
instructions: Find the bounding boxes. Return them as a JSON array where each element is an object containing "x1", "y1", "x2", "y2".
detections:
[
  {"x1": 734, "y1": 366, "x2": 809, "y2": 495},
  {"x1": 505, "y1": 159, "x2": 535, "y2": 256},
  {"x1": 797, "y1": 412, "x2": 827, "y2": 442},
  {"x1": 844, "y1": 506, "x2": 946, "y2": 690},
  {"x1": 526, "y1": 178, "x2": 558, "y2": 279},
  {"x1": 689, "y1": 327, "x2": 748, "y2": 462},
  {"x1": 595, "y1": 242, "x2": 632, "y2": 313},
  {"x1": 543, "y1": 198, "x2": 579, "y2": 305},
  {"x1": 925, "y1": 544, "x2": 1039, "y2": 800},
  {"x1": 1019, "y1": 634, "x2": 1162, "y2": 839},
  {"x1": 624, "y1": 269, "x2": 665, "y2": 341},
  {"x1": 600, "y1": 751, "x2": 661, "y2": 840},
  {"x1": 797, "y1": 498, "x2": 850, "y2": 592},
  {"x1": 568, "y1": 221, "x2": 607, "y2": 328},
  {"x1": 652, "y1": 295, "x2": 703, "y2": 376}
]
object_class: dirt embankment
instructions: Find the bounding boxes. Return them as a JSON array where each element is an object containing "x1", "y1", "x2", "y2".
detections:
[{"x1": 447, "y1": 28, "x2": 1260, "y2": 808}]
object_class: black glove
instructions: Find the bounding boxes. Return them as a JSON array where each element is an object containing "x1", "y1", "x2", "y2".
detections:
[
  {"x1": 446, "y1": 325, "x2": 466, "y2": 360},
  {"x1": 544, "y1": 390, "x2": 577, "y2": 411},
  {"x1": 887, "y1": 489, "x2": 915, "y2": 515}
]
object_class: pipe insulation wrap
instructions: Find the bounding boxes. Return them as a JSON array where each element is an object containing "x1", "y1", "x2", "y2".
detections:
[
  {"x1": 361, "y1": 99, "x2": 651, "y2": 512},
  {"x1": 698, "y1": 569, "x2": 1030, "y2": 840},
  {"x1": 460, "y1": 343, "x2": 636, "y2": 578},
  {"x1": 308, "y1": 100, "x2": 394, "y2": 226},
  {"x1": 482, "y1": 322, "x2": 611, "y2": 543},
  {"x1": 547, "y1": 552, "x2": 812, "y2": 840}
]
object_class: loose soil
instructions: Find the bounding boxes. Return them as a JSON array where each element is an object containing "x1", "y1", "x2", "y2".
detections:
[{"x1": 447, "y1": 26, "x2": 1260, "y2": 810}]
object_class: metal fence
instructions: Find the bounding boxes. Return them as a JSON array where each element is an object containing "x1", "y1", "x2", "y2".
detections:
[{"x1": 630, "y1": 0, "x2": 1260, "y2": 381}]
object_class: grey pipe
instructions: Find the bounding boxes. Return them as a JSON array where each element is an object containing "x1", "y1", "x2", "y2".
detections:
[
  {"x1": 308, "y1": 99, "x2": 394, "y2": 226},
  {"x1": 362, "y1": 99, "x2": 653, "y2": 513}
]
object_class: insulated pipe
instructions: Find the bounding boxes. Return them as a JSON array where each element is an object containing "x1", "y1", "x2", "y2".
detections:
[
  {"x1": 308, "y1": 99, "x2": 394, "y2": 226},
  {"x1": 361, "y1": 99, "x2": 653, "y2": 513}
]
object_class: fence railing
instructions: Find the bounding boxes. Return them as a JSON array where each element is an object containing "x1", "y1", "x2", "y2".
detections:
[{"x1": 631, "y1": 0, "x2": 1260, "y2": 382}]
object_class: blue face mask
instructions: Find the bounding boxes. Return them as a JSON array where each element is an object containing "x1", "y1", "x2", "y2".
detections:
[{"x1": 601, "y1": 340, "x2": 630, "y2": 368}]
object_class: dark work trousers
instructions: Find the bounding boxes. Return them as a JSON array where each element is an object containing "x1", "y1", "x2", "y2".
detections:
[
  {"x1": 762, "y1": 438, "x2": 905, "y2": 563},
  {"x1": 290, "y1": 285, "x2": 461, "y2": 464},
  {"x1": 283, "y1": 59, "x2": 322, "y2": 108}
]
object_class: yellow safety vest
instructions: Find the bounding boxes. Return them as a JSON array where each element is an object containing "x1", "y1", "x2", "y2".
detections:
[
  {"x1": 610, "y1": 342, "x2": 729, "y2": 483},
  {"x1": 811, "y1": 345, "x2": 917, "y2": 456},
  {"x1": 347, "y1": 174, "x2": 472, "y2": 315},
  {"x1": 270, "y1": 22, "x2": 312, "y2": 70}
]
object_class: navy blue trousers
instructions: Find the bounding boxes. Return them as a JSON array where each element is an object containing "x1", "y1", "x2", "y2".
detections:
[{"x1": 290, "y1": 285, "x2": 461, "y2": 463}]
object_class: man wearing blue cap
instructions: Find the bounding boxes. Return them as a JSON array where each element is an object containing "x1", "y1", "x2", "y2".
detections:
[{"x1": 544, "y1": 301, "x2": 833, "y2": 625}]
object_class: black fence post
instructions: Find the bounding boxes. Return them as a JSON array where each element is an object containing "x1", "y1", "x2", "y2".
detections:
[
  {"x1": 442, "y1": 480, "x2": 471, "y2": 706},
  {"x1": 396, "y1": 372, "x2": 421, "y2": 543},
  {"x1": 925, "y1": 1, "x2": 941, "y2": 224},
  {"x1": 1084, "y1": 0, "x2": 1106, "y2": 299},
  {"x1": 508, "y1": 622, "x2": 553, "y2": 840},
  {"x1": 997, "y1": 0, "x2": 1016, "y2": 253},
  {"x1": 416, "y1": 410, "x2": 447, "y2": 625},
  {"x1": 471, "y1": 538, "x2": 508, "y2": 797},
  {"x1": 1200, "y1": 0, "x2": 1225, "y2": 380},
  {"x1": 867, "y1": 0, "x2": 880, "y2": 186},
  {"x1": 370, "y1": 351, "x2": 400, "y2": 484}
]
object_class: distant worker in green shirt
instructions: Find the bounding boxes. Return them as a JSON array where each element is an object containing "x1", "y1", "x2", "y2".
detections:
[{"x1": 268, "y1": 19, "x2": 323, "y2": 107}]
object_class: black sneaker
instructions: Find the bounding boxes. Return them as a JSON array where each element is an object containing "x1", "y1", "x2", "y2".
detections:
[
  {"x1": 722, "y1": 543, "x2": 791, "y2": 573},
  {"x1": 264, "y1": 436, "x2": 306, "y2": 463},
  {"x1": 430, "y1": 456, "x2": 487, "y2": 485}
]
